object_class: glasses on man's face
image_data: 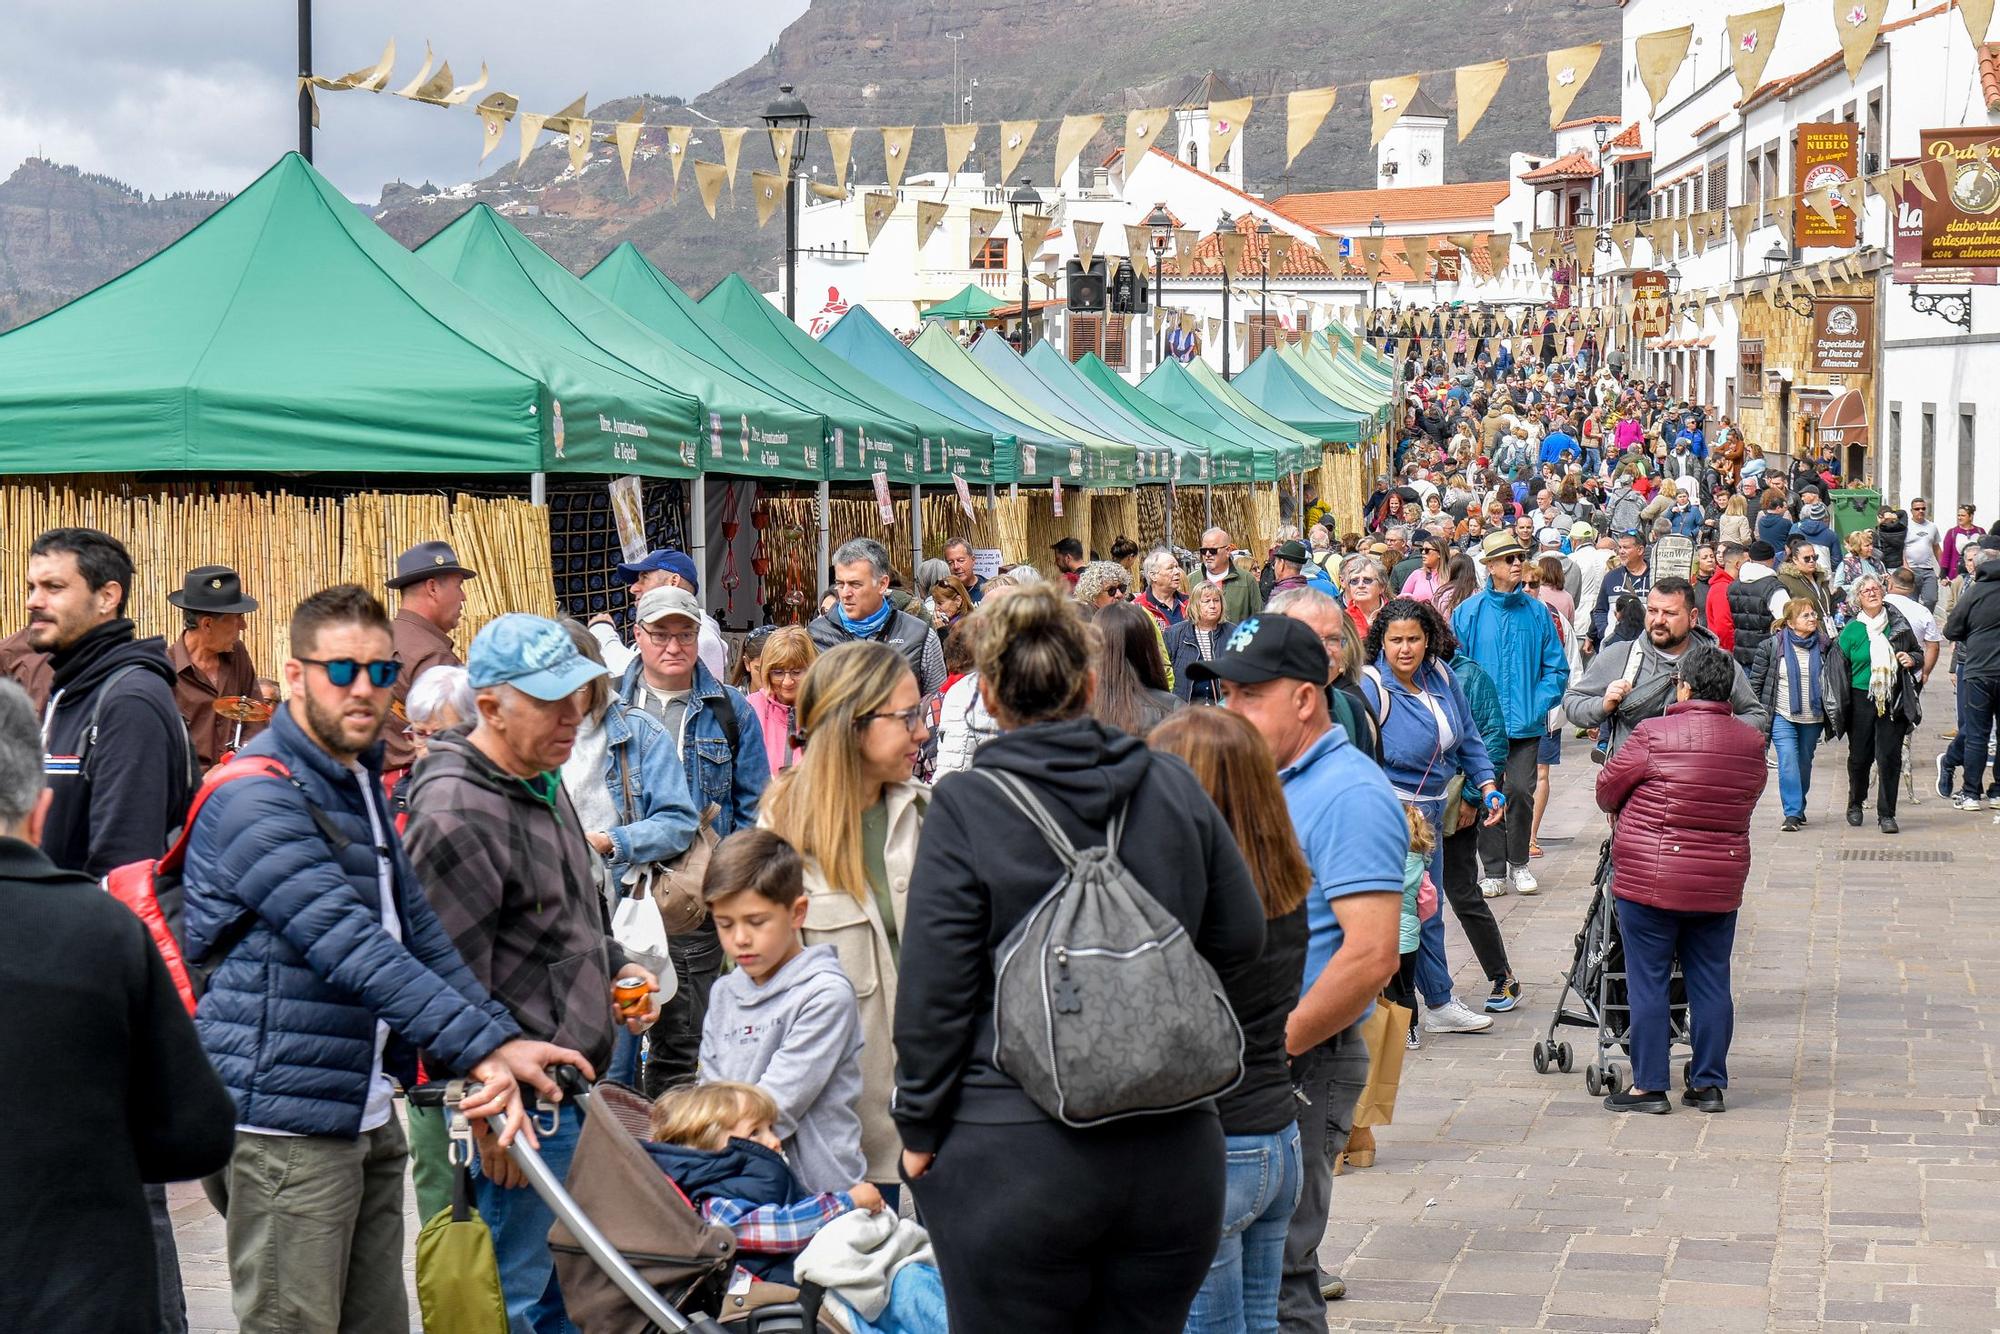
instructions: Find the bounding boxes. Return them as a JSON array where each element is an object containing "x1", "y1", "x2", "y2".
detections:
[
  {"x1": 639, "y1": 623, "x2": 700, "y2": 647},
  {"x1": 1199, "y1": 546, "x2": 1224, "y2": 557},
  {"x1": 1497, "y1": 553, "x2": 1526, "y2": 565},
  {"x1": 855, "y1": 704, "x2": 926, "y2": 736},
  {"x1": 1348, "y1": 575, "x2": 1379, "y2": 587},
  {"x1": 300, "y1": 657, "x2": 400, "y2": 689}
]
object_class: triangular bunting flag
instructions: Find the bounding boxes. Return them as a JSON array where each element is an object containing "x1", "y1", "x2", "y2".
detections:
[
  {"x1": 1455, "y1": 60, "x2": 1508, "y2": 143},
  {"x1": 477, "y1": 93, "x2": 518, "y2": 163},
  {"x1": 312, "y1": 39, "x2": 396, "y2": 94},
  {"x1": 1369, "y1": 75, "x2": 1422, "y2": 148},
  {"x1": 1636, "y1": 27, "x2": 1694, "y2": 114},
  {"x1": 999, "y1": 120, "x2": 1039, "y2": 185},
  {"x1": 516, "y1": 113, "x2": 548, "y2": 170},
  {"x1": 1174, "y1": 228, "x2": 1200, "y2": 276},
  {"x1": 614, "y1": 112, "x2": 645, "y2": 188},
  {"x1": 1073, "y1": 220, "x2": 1103, "y2": 270},
  {"x1": 1805, "y1": 186, "x2": 1838, "y2": 228},
  {"x1": 1018, "y1": 212, "x2": 1054, "y2": 262},
  {"x1": 1208, "y1": 97, "x2": 1252, "y2": 170},
  {"x1": 1727, "y1": 6, "x2": 1786, "y2": 101},
  {"x1": 916, "y1": 198, "x2": 948, "y2": 248},
  {"x1": 1125, "y1": 225, "x2": 1153, "y2": 280},
  {"x1": 544, "y1": 95, "x2": 587, "y2": 136},
  {"x1": 881, "y1": 126, "x2": 914, "y2": 189},
  {"x1": 718, "y1": 127, "x2": 747, "y2": 190},
  {"x1": 693, "y1": 159, "x2": 728, "y2": 218},
  {"x1": 436, "y1": 65, "x2": 491, "y2": 107},
  {"x1": 967, "y1": 207, "x2": 1001, "y2": 263},
  {"x1": 1446, "y1": 231, "x2": 1480, "y2": 258},
  {"x1": 826, "y1": 128, "x2": 855, "y2": 188},
  {"x1": 1964, "y1": 0, "x2": 1996, "y2": 45},
  {"x1": 1267, "y1": 232, "x2": 1294, "y2": 273},
  {"x1": 943, "y1": 123, "x2": 977, "y2": 178},
  {"x1": 1054, "y1": 114, "x2": 1104, "y2": 183},
  {"x1": 1545, "y1": 44, "x2": 1602, "y2": 129},
  {"x1": 863, "y1": 192, "x2": 896, "y2": 245},
  {"x1": 404, "y1": 60, "x2": 456, "y2": 105},
  {"x1": 1402, "y1": 235, "x2": 1431, "y2": 278},
  {"x1": 1285, "y1": 87, "x2": 1338, "y2": 166},
  {"x1": 767, "y1": 127, "x2": 796, "y2": 170},
  {"x1": 751, "y1": 170, "x2": 785, "y2": 227},
  {"x1": 666, "y1": 126, "x2": 691, "y2": 188},
  {"x1": 567, "y1": 119, "x2": 592, "y2": 173},
  {"x1": 392, "y1": 44, "x2": 438, "y2": 100},
  {"x1": 1573, "y1": 226, "x2": 1598, "y2": 260},
  {"x1": 1729, "y1": 202, "x2": 1758, "y2": 261},
  {"x1": 1122, "y1": 108, "x2": 1169, "y2": 178},
  {"x1": 1485, "y1": 233, "x2": 1513, "y2": 275},
  {"x1": 811, "y1": 182, "x2": 845, "y2": 201},
  {"x1": 1836, "y1": 0, "x2": 1889, "y2": 83},
  {"x1": 1218, "y1": 229, "x2": 1247, "y2": 276},
  {"x1": 1357, "y1": 236, "x2": 1386, "y2": 280},
  {"x1": 1836, "y1": 178, "x2": 1869, "y2": 219},
  {"x1": 1317, "y1": 236, "x2": 1347, "y2": 272},
  {"x1": 1908, "y1": 160, "x2": 1941, "y2": 203}
]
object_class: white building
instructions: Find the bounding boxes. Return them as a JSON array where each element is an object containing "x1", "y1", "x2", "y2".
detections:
[{"x1": 1608, "y1": 0, "x2": 1995, "y2": 513}]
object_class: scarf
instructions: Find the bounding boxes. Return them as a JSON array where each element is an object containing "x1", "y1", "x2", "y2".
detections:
[
  {"x1": 1779, "y1": 627, "x2": 1824, "y2": 718},
  {"x1": 1856, "y1": 609, "x2": 1896, "y2": 714},
  {"x1": 834, "y1": 599, "x2": 893, "y2": 639},
  {"x1": 48, "y1": 617, "x2": 137, "y2": 688}
]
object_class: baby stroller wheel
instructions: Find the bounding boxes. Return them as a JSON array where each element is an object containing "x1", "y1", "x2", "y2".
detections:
[
  {"x1": 1556, "y1": 1042, "x2": 1575, "y2": 1073},
  {"x1": 1605, "y1": 1066, "x2": 1625, "y2": 1096},
  {"x1": 1585, "y1": 1065, "x2": 1603, "y2": 1096},
  {"x1": 1682, "y1": 1059, "x2": 1694, "y2": 1089},
  {"x1": 1532, "y1": 1041, "x2": 1550, "y2": 1074}
]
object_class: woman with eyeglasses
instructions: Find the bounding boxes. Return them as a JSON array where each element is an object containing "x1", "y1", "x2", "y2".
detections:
[
  {"x1": 758, "y1": 640, "x2": 931, "y2": 1203},
  {"x1": 1835, "y1": 575, "x2": 1923, "y2": 834},
  {"x1": 744, "y1": 626, "x2": 817, "y2": 776},
  {"x1": 1168, "y1": 583, "x2": 1234, "y2": 706},
  {"x1": 1400, "y1": 538, "x2": 1447, "y2": 604},
  {"x1": 1340, "y1": 554, "x2": 1390, "y2": 636}
]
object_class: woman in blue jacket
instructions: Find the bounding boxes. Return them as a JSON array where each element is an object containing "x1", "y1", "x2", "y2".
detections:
[{"x1": 1359, "y1": 598, "x2": 1504, "y2": 1041}]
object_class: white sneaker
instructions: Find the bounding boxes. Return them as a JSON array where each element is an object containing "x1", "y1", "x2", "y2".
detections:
[
  {"x1": 1509, "y1": 865, "x2": 1540, "y2": 896},
  {"x1": 1423, "y1": 998, "x2": 1495, "y2": 1034},
  {"x1": 1957, "y1": 793, "x2": 1987, "y2": 812},
  {"x1": 1479, "y1": 876, "x2": 1507, "y2": 899}
]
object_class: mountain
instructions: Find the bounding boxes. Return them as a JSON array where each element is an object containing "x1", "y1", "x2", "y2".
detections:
[
  {"x1": 0, "y1": 0, "x2": 1622, "y2": 326},
  {"x1": 0, "y1": 159, "x2": 229, "y2": 330}
]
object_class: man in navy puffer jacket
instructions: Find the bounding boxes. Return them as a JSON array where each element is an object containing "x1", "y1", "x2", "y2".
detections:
[{"x1": 185, "y1": 585, "x2": 587, "y2": 1332}]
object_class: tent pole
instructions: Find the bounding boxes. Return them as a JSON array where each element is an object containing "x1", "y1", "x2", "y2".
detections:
[
  {"x1": 816, "y1": 480, "x2": 831, "y2": 596},
  {"x1": 530, "y1": 472, "x2": 547, "y2": 506},
  {"x1": 690, "y1": 474, "x2": 709, "y2": 611},
  {"x1": 1205, "y1": 483, "x2": 1213, "y2": 530},
  {"x1": 1165, "y1": 484, "x2": 1175, "y2": 553},
  {"x1": 911, "y1": 483, "x2": 924, "y2": 575}
]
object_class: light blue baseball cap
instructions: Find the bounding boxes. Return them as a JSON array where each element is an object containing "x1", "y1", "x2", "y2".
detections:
[{"x1": 467, "y1": 613, "x2": 608, "y2": 702}]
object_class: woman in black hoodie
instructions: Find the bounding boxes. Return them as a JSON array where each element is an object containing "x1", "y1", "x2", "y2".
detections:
[{"x1": 892, "y1": 583, "x2": 1267, "y2": 1334}]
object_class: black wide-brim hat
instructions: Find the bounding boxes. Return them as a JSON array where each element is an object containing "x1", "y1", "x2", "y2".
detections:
[
  {"x1": 167, "y1": 565, "x2": 258, "y2": 615},
  {"x1": 386, "y1": 540, "x2": 479, "y2": 590}
]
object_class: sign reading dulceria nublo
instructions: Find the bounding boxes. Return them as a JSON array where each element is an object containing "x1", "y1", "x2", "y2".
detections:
[
  {"x1": 1809, "y1": 295, "x2": 1874, "y2": 375},
  {"x1": 1921, "y1": 128, "x2": 2000, "y2": 267},
  {"x1": 1792, "y1": 122, "x2": 1858, "y2": 249}
]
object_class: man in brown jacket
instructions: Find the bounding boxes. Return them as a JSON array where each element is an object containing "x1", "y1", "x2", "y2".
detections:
[
  {"x1": 384, "y1": 541, "x2": 475, "y2": 772},
  {"x1": 0, "y1": 627, "x2": 50, "y2": 711},
  {"x1": 165, "y1": 565, "x2": 262, "y2": 769}
]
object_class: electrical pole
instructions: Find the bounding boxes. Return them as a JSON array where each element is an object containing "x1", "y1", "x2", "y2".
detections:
[
  {"x1": 946, "y1": 32, "x2": 965, "y2": 125},
  {"x1": 296, "y1": 0, "x2": 313, "y2": 161}
]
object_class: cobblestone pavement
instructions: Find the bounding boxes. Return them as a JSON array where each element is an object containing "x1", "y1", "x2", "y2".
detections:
[{"x1": 173, "y1": 740, "x2": 2000, "y2": 1332}]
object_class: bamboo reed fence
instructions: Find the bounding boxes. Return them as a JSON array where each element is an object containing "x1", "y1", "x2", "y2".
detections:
[{"x1": 1, "y1": 482, "x2": 553, "y2": 672}]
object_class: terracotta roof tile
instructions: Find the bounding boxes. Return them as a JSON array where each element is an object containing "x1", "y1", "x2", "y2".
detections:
[
  {"x1": 1183, "y1": 220, "x2": 1494, "y2": 284},
  {"x1": 1107, "y1": 146, "x2": 1323, "y2": 232},
  {"x1": 1983, "y1": 41, "x2": 2000, "y2": 111},
  {"x1": 1519, "y1": 151, "x2": 1600, "y2": 184},
  {"x1": 1268, "y1": 180, "x2": 1509, "y2": 228},
  {"x1": 1555, "y1": 114, "x2": 1622, "y2": 131},
  {"x1": 1609, "y1": 122, "x2": 1643, "y2": 151}
]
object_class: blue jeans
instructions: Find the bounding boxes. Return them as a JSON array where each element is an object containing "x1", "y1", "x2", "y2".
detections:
[
  {"x1": 607, "y1": 1030, "x2": 642, "y2": 1087},
  {"x1": 1615, "y1": 898, "x2": 1736, "y2": 1094},
  {"x1": 476, "y1": 1106, "x2": 583, "y2": 1334},
  {"x1": 1770, "y1": 717, "x2": 1823, "y2": 819},
  {"x1": 1186, "y1": 1124, "x2": 1305, "y2": 1334},
  {"x1": 844, "y1": 1263, "x2": 951, "y2": 1334},
  {"x1": 1961, "y1": 675, "x2": 1999, "y2": 796},
  {"x1": 1409, "y1": 799, "x2": 1453, "y2": 1007}
]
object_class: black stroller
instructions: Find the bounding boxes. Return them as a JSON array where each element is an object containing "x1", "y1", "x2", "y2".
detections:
[{"x1": 1530, "y1": 840, "x2": 1690, "y2": 1097}]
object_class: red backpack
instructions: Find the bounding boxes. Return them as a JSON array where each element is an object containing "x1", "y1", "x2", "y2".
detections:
[{"x1": 102, "y1": 756, "x2": 297, "y2": 1015}]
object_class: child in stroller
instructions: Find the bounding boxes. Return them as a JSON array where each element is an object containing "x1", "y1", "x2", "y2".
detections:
[{"x1": 646, "y1": 1081, "x2": 884, "y2": 1286}]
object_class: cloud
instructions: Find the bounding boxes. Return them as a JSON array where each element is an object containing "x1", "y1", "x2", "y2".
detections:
[{"x1": 0, "y1": 0, "x2": 807, "y2": 200}]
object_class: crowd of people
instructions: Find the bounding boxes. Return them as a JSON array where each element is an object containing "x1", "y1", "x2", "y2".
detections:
[{"x1": 3, "y1": 338, "x2": 1998, "y2": 1334}]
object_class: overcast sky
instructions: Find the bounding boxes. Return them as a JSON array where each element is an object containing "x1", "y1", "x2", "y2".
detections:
[{"x1": 0, "y1": 0, "x2": 808, "y2": 201}]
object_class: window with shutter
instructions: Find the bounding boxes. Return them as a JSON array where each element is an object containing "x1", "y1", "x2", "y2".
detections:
[
  {"x1": 1707, "y1": 160, "x2": 1728, "y2": 214},
  {"x1": 1068, "y1": 313, "x2": 1102, "y2": 364}
]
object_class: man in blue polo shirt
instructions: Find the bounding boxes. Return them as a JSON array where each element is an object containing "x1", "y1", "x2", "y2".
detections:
[{"x1": 1193, "y1": 615, "x2": 1402, "y2": 1329}]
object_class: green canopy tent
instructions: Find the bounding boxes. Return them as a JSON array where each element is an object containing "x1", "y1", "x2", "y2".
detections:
[
  {"x1": 0, "y1": 153, "x2": 698, "y2": 477},
  {"x1": 1283, "y1": 341, "x2": 1392, "y2": 429},
  {"x1": 1022, "y1": 343, "x2": 1214, "y2": 487},
  {"x1": 908, "y1": 325, "x2": 1134, "y2": 487},
  {"x1": 1231, "y1": 349, "x2": 1370, "y2": 444},
  {"x1": 1183, "y1": 361, "x2": 1319, "y2": 474},
  {"x1": 419, "y1": 208, "x2": 823, "y2": 481},
  {"x1": 1137, "y1": 360, "x2": 1302, "y2": 483},
  {"x1": 922, "y1": 283, "x2": 1006, "y2": 322},
  {"x1": 1071, "y1": 354, "x2": 1258, "y2": 485},
  {"x1": 968, "y1": 336, "x2": 1172, "y2": 481}
]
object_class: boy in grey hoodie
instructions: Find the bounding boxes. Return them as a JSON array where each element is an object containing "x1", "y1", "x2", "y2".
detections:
[{"x1": 697, "y1": 829, "x2": 867, "y2": 1195}]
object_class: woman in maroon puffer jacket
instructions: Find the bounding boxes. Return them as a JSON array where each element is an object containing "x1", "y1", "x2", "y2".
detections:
[{"x1": 1594, "y1": 643, "x2": 1768, "y2": 1116}]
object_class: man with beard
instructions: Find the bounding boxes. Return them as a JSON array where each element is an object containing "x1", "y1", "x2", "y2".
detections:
[
  {"x1": 184, "y1": 586, "x2": 589, "y2": 1333},
  {"x1": 1564, "y1": 578, "x2": 1769, "y2": 760}
]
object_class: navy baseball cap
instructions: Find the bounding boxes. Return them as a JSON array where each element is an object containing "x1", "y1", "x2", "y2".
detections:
[
  {"x1": 1189, "y1": 614, "x2": 1329, "y2": 686},
  {"x1": 618, "y1": 548, "x2": 698, "y2": 591},
  {"x1": 467, "y1": 614, "x2": 609, "y2": 702}
]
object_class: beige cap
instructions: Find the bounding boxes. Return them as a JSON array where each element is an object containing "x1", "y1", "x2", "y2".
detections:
[{"x1": 635, "y1": 586, "x2": 701, "y2": 625}]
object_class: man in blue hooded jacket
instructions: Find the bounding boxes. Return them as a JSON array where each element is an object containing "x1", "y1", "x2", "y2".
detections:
[{"x1": 1451, "y1": 531, "x2": 1570, "y2": 898}]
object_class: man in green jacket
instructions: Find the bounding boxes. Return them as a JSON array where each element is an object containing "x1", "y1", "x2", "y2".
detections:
[{"x1": 1197, "y1": 526, "x2": 1264, "y2": 624}]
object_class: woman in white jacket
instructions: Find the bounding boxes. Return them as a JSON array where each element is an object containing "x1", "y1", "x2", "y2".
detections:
[{"x1": 758, "y1": 640, "x2": 930, "y2": 1203}]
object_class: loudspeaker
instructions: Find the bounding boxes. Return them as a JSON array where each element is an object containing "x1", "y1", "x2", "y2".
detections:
[
  {"x1": 1066, "y1": 259, "x2": 1108, "y2": 312},
  {"x1": 1109, "y1": 260, "x2": 1148, "y2": 314}
]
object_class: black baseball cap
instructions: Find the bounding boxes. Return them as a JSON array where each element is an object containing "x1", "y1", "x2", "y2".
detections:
[{"x1": 1189, "y1": 614, "x2": 1329, "y2": 686}]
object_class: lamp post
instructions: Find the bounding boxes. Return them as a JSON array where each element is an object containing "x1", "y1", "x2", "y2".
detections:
[
  {"x1": 1147, "y1": 202, "x2": 1174, "y2": 367},
  {"x1": 761, "y1": 84, "x2": 814, "y2": 323},
  {"x1": 1009, "y1": 177, "x2": 1043, "y2": 350},
  {"x1": 1366, "y1": 213, "x2": 1385, "y2": 331},
  {"x1": 1255, "y1": 216, "x2": 1273, "y2": 362},
  {"x1": 1217, "y1": 210, "x2": 1235, "y2": 379}
]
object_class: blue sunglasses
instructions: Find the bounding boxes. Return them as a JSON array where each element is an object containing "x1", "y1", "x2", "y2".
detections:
[{"x1": 300, "y1": 657, "x2": 402, "y2": 689}]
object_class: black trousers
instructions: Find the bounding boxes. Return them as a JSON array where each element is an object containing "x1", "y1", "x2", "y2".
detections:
[
  {"x1": 1475, "y1": 737, "x2": 1541, "y2": 873},
  {"x1": 641, "y1": 926, "x2": 723, "y2": 1098},
  {"x1": 1845, "y1": 684, "x2": 1908, "y2": 819},
  {"x1": 1441, "y1": 821, "x2": 1514, "y2": 982},
  {"x1": 911, "y1": 1111, "x2": 1225, "y2": 1334}
]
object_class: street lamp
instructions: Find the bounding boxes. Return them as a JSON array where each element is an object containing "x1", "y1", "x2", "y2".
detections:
[
  {"x1": 1217, "y1": 210, "x2": 1235, "y2": 379},
  {"x1": 761, "y1": 84, "x2": 813, "y2": 323},
  {"x1": 1008, "y1": 177, "x2": 1043, "y2": 350},
  {"x1": 1366, "y1": 213, "x2": 1385, "y2": 336},
  {"x1": 1146, "y1": 202, "x2": 1174, "y2": 367},
  {"x1": 1255, "y1": 217, "x2": 1274, "y2": 362}
]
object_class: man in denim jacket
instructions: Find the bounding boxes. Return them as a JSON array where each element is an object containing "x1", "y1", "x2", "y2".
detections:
[{"x1": 616, "y1": 584, "x2": 769, "y2": 1093}]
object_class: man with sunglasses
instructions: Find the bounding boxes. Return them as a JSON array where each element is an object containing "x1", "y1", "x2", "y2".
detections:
[
  {"x1": 383, "y1": 540, "x2": 476, "y2": 774},
  {"x1": 186, "y1": 588, "x2": 590, "y2": 1333},
  {"x1": 1198, "y1": 526, "x2": 1264, "y2": 624}
]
